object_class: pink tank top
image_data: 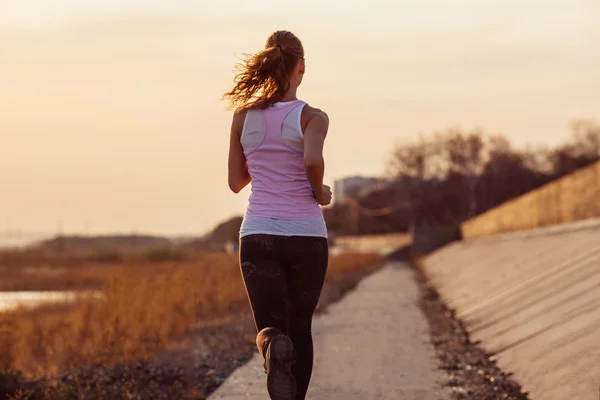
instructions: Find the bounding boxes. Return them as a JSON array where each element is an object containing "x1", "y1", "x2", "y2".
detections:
[{"x1": 244, "y1": 100, "x2": 322, "y2": 220}]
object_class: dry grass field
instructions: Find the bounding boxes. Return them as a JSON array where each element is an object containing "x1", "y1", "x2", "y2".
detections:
[{"x1": 0, "y1": 247, "x2": 384, "y2": 389}]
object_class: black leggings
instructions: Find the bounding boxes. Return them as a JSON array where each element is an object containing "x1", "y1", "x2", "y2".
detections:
[{"x1": 239, "y1": 234, "x2": 329, "y2": 400}]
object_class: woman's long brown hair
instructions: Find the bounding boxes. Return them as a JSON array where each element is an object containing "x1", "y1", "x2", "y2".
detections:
[{"x1": 223, "y1": 31, "x2": 304, "y2": 112}]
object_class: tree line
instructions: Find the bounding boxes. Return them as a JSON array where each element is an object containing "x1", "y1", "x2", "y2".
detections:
[{"x1": 324, "y1": 118, "x2": 600, "y2": 236}]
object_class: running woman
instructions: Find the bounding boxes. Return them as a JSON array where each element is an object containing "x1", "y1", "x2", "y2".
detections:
[{"x1": 224, "y1": 30, "x2": 331, "y2": 400}]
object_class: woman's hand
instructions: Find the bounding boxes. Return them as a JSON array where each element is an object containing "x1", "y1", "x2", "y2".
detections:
[{"x1": 315, "y1": 184, "x2": 332, "y2": 206}]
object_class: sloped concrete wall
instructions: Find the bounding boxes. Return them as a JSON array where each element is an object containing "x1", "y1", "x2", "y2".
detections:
[
  {"x1": 461, "y1": 160, "x2": 600, "y2": 239},
  {"x1": 423, "y1": 218, "x2": 600, "y2": 400}
]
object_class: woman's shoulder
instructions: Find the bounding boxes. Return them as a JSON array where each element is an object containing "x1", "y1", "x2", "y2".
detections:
[
  {"x1": 302, "y1": 103, "x2": 328, "y2": 118},
  {"x1": 300, "y1": 103, "x2": 328, "y2": 130},
  {"x1": 233, "y1": 107, "x2": 249, "y2": 119},
  {"x1": 230, "y1": 108, "x2": 250, "y2": 138},
  {"x1": 232, "y1": 107, "x2": 249, "y2": 125}
]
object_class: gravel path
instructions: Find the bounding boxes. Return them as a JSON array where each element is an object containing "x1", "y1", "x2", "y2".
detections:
[{"x1": 209, "y1": 263, "x2": 450, "y2": 400}]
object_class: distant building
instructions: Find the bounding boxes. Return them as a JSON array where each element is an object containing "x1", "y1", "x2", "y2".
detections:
[{"x1": 333, "y1": 176, "x2": 380, "y2": 203}]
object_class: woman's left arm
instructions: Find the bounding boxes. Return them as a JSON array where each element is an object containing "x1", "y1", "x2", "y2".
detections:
[{"x1": 228, "y1": 111, "x2": 251, "y2": 193}]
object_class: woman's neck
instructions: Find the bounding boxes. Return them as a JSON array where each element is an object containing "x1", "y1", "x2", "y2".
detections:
[{"x1": 279, "y1": 88, "x2": 298, "y2": 102}]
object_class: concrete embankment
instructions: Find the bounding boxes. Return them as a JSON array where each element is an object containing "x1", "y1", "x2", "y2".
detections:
[
  {"x1": 423, "y1": 217, "x2": 600, "y2": 400},
  {"x1": 461, "y1": 160, "x2": 600, "y2": 239}
]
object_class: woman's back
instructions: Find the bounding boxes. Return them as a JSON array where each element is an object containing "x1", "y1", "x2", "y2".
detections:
[{"x1": 241, "y1": 100, "x2": 321, "y2": 221}]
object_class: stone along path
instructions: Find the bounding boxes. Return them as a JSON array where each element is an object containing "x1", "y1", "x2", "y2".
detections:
[{"x1": 209, "y1": 263, "x2": 450, "y2": 400}]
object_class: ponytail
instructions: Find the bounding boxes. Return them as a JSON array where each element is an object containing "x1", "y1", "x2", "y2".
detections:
[{"x1": 224, "y1": 31, "x2": 304, "y2": 112}]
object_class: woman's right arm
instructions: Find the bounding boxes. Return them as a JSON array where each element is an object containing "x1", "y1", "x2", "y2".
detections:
[
  {"x1": 227, "y1": 111, "x2": 251, "y2": 193},
  {"x1": 303, "y1": 109, "x2": 331, "y2": 205}
]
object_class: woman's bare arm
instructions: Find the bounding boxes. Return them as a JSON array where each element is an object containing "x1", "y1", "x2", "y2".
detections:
[
  {"x1": 303, "y1": 108, "x2": 331, "y2": 205},
  {"x1": 227, "y1": 111, "x2": 251, "y2": 193}
]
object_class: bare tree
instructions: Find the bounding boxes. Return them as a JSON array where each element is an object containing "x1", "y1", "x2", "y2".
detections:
[
  {"x1": 570, "y1": 118, "x2": 600, "y2": 159},
  {"x1": 441, "y1": 128, "x2": 486, "y2": 217}
]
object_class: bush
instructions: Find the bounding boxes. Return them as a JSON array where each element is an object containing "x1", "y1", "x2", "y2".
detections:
[{"x1": 0, "y1": 368, "x2": 23, "y2": 398}]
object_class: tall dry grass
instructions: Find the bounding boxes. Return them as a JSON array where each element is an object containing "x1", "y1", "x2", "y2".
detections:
[{"x1": 0, "y1": 250, "x2": 384, "y2": 378}]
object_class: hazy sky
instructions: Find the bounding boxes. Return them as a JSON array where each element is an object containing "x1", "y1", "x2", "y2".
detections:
[{"x1": 2, "y1": 0, "x2": 599, "y2": 236}]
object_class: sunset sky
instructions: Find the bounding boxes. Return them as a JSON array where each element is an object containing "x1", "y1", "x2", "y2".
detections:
[{"x1": 1, "y1": 0, "x2": 599, "y2": 236}]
